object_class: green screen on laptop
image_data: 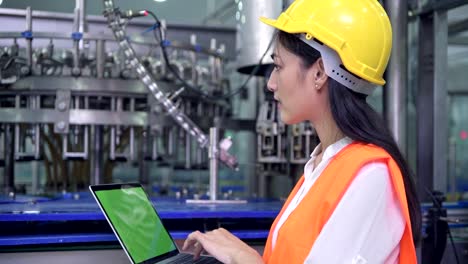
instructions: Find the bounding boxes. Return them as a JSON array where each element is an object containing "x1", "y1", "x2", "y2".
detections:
[{"x1": 95, "y1": 186, "x2": 177, "y2": 263}]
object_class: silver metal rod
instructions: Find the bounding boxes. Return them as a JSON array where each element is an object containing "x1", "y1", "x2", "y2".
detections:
[
  {"x1": 4, "y1": 125, "x2": 15, "y2": 195},
  {"x1": 96, "y1": 39, "x2": 105, "y2": 78},
  {"x1": 139, "y1": 129, "x2": 150, "y2": 188},
  {"x1": 34, "y1": 96, "x2": 41, "y2": 159},
  {"x1": 217, "y1": 44, "x2": 225, "y2": 82},
  {"x1": 209, "y1": 38, "x2": 217, "y2": 84},
  {"x1": 110, "y1": 127, "x2": 116, "y2": 160},
  {"x1": 14, "y1": 95, "x2": 20, "y2": 160},
  {"x1": 14, "y1": 124, "x2": 20, "y2": 160},
  {"x1": 91, "y1": 125, "x2": 103, "y2": 185},
  {"x1": 31, "y1": 161, "x2": 39, "y2": 194},
  {"x1": 190, "y1": 34, "x2": 197, "y2": 85},
  {"x1": 34, "y1": 124, "x2": 40, "y2": 159},
  {"x1": 25, "y1": 7, "x2": 33, "y2": 69},
  {"x1": 168, "y1": 128, "x2": 174, "y2": 155},
  {"x1": 384, "y1": 0, "x2": 407, "y2": 153},
  {"x1": 152, "y1": 133, "x2": 158, "y2": 160},
  {"x1": 72, "y1": 8, "x2": 81, "y2": 76},
  {"x1": 129, "y1": 98, "x2": 135, "y2": 161},
  {"x1": 433, "y1": 10, "x2": 449, "y2": 192},
  {"x1": 76, "y1": 0, "x2": 88, "y2": 53},
  {"x1": 159, "y1": 20, "x2": 167, "y2": 76},
  {"x1": 129, "y1": 127, "x2": 135, "y2": 161},
  {"x1": 196, "y1": 145, "x2": 203, "y2": 165},
  {"x1": 62, "y1": 135, "x2": 69, "y2": 159},
  {"x1": 76, "y1": 0, "x2": 87, "y2": 33},
  {"x1": 185, "y1": 131, "x2": 192, "y2": 169},
  {"x1": 83, "y1": 125, "x2": 89, "y2": 159},
  {"x1": 209, "y1": 127, "x2": 219, "y2": 201},
  {"x1": 116, "y1": 97, "x2": 122, "y2": 145}
]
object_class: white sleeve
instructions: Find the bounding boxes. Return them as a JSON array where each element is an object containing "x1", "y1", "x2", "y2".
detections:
[{"x1": 304, "y1": 162, "x2": 405, "y2": 264}]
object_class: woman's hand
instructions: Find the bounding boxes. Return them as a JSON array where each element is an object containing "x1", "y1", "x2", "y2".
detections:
[{"x1": 182, "y1": 228, "x2": 263, "y2": 264}]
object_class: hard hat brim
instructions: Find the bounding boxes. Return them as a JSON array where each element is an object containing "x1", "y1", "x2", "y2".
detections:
[{"x1": 260, "y1": 17, "x2": 282, "y2": 30}]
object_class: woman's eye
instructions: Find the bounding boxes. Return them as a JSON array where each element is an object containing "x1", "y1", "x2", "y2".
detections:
[{"x1": 273, "y1": 64, "x2": 281, "y2": 70}]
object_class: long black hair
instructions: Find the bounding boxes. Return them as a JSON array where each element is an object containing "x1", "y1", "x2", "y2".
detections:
[{"x1": 277, "y1": 31, "x2": 422, "y2": 245}]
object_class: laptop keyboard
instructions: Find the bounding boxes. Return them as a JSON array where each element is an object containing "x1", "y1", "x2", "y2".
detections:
[{"x1": 167, "y1": 253, "x2": 222, "y2": 264}]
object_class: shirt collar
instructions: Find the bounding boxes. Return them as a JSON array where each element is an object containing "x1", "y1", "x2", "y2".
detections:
[{"x1": 310, "y1": 136, "x2": 353, "y2": 162}]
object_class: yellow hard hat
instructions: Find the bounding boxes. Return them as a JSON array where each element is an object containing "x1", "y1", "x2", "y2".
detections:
[{"x1": 260, "y1": 0, "x2": 392, "y2": 89}]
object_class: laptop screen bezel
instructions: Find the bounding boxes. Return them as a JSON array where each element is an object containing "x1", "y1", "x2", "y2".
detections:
[{"x1": 89, "y1": 183, "x2": 180, "y2": 264}]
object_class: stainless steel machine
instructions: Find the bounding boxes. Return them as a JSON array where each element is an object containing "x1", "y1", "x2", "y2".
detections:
[
  {"x1": 0, "y1": 0, "x2": 318, "y2": 199},
  {"x1": 0, "y1": 1, "x2": 243, "y2": 198}
]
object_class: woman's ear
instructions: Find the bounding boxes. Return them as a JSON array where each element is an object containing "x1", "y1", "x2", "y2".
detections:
[{"x1": 313, "y1": 58, "x2": 328, "y2": 90}]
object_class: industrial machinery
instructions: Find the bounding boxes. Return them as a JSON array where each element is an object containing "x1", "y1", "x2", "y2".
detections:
[
  {"x1": 0, "y1": 1, "x2": 322, "y2": 260},
  {"x1": 0, "y1": 0, "x2": 317, "y2": 200},
  {"x1": 0, "y1": 1, "x2": 466, "y2": 263},
  {"x1": 0, "y1": 1, "x2": 241, "y2": 198}
]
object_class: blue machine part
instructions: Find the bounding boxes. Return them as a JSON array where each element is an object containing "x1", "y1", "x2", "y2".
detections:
[
  {"x1": 0, "y1": 194, "x2": 282, "y2": 248},
  {"x1": 0, "y1": 195, "x2": 466, "y2": 249}
]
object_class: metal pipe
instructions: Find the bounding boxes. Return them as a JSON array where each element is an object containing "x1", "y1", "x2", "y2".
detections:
[
  {"x1": 110, "y1": 97, "x2": 116, "y2": 150},
  {"x1": 72, "y1": 8, "x2": 81, "y2": 76},
  {"x1": 185, "y1": 132, "x2": 192, "y2": 169},
  {"x1": 384, "y1": 0, "x2": 407, "y2": 153},
  {"x1": 34, "y1": 96, "x2": 40, "y2": 159},
  {"x1": 216, "y1": 44, "x2": 225, "y2": 84},
  {"x1": 91, "y1": 125, "x2": 103, "y2": 185},
  {"x1": 168, "y1": 128, "x2": 174, "y2": 155},
  {"x1": 139, "y1": 129, "x2": 149, "y2": 188},
  {"x1": 196, "y1": 145, "x2": 203, "y2": 166},
  {"x1": 209, "y1": 38, "x2": 217, "y2": 84},
  {"x1": 190, "y1": 34, "x2": 197, "y2": 86},
  {"x1": 25, "y1": 7, "x2": 33, "y2": 71},
  {"x1": 129, "y1": 98, "x2": 135, "y2": 161},
  {"x1": 3, "y1": 125, "x2": 15, "y2": 195},
  {"x1": 76, "y1": 0, "x2": 89, "y2": 54},
  {"x1": 433, "y1": 10, "x2": 448, "y2": 192},
  {"x1": 129, "y1": 127, "x2": 135, "y2": 161},
  {"x1": 159, "y1": 20, "x2": 167, "y2": 77},
  {"x1": 96, "y1": 39, "x2": 105, "y2": 78},
  {"x1": 76, "y1": 0, "x2": 87, "y2": 34},
  {"x1": 14, "y1": 96, "x2": 20, "y2": 160},
  {"x1": 73, "y1": 97, "x2": 80, "y2": 145},
  {"x1": 31, "y1": 161, "x2": 39, "y2": 195},
  {"x1": 151, "y1": 133, "x2": 159, "y2": 160},
  {"x1": 237, "y1": 0, "x2": 281, "y2": 197},
  {"x1": 209, "y1": 127, "x2": 219, "y2": 201}
]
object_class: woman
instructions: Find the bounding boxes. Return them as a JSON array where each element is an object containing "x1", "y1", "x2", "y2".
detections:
[{"x1": 183, "y1": 0, "x2": 421, "y2": 263}]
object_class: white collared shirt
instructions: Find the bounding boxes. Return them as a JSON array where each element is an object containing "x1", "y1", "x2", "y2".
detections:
[{"x1": 271, "y1": 137, "x2": 405, "y2": 264}]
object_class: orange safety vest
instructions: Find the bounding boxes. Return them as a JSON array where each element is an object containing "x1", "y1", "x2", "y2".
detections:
[{"x1": 263, "y1": 142, "x2": 416, "y2": 264}]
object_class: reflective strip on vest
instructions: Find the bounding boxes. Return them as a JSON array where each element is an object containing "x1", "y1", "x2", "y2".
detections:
[{"x1": 262, "y1": 142, "x2": 416, "y2": 264}]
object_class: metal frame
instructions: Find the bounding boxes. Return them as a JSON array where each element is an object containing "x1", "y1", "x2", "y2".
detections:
[
  {"x1": 384, "y1": 0, "x2": 408, "y2": 153},
  {"x1": 416, "y1": 2, "x2": 449, "y2": 200}
]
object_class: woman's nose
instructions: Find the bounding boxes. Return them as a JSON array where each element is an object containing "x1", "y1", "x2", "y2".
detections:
[{"x1": 267, "y1": 70, "x2": 277, "y2": 92}]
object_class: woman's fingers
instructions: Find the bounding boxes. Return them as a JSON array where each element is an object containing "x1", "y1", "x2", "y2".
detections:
[
  {"x1": 183, "y1": 228, "x2": 258, "y2": 264},
  {"x1": 193, "y1": 241, "x2": 206, "y2": 259},
  {"x1": 183, "y1": 231, "x2": 201, "y2": 250},
  {"x1": 183, "y1": 231, "x2": 210, "y2": 260}
]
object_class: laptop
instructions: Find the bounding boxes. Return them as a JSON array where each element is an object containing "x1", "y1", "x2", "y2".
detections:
[{"x1": 89, "y1": 183, "x2": 222, "y2": 264}]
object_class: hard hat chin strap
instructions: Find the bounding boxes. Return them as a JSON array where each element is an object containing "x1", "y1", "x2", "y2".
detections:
[{"x1": 298, "y1": 34, "x2": 376, "y2": 95}]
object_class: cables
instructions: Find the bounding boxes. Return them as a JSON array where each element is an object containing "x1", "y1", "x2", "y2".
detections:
[
  {"x1": 424, "y1": 187, "x2": 460, "y2": 264},
  {"x1": 143, "y1": 9, "x2": 274, "y2": 101},
  {"x1": 221, "y1": 35, "x2": 274, "y2": 99}
]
